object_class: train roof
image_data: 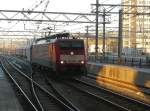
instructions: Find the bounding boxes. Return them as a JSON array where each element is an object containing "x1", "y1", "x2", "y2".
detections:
[
  {"x1": 36, "y1": 33, "x2": 70, "y2": 42},
  {"x1": 34, "y1": 32, "x2": 82, "y2": 45}
]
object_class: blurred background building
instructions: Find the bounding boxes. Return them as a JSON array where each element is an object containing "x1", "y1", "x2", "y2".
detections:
[{"x1": 122, "y1": 0, "x2": 150, "y2": 55}]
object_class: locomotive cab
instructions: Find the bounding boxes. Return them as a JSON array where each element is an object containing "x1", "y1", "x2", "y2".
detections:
[{"x1": 56, "y1": 39, "x2": 87, "y2": 75}]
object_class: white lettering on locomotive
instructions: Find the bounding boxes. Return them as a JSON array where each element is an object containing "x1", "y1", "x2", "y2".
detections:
[{"x1": 60, "y1": 55, "x2": 84, "y2": 63}]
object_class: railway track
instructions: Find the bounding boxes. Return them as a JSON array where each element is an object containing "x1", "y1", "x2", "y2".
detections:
[
  {"x1": 1, "y1": 56, "x2": 75, "y2": 111},
  {"x1": 31, "y1": 78, "x2": 73, "y2": 111},
  {"x1": 1, "y1": 57, "x2": 38, "y2": 111},
  {"x1": 6, "y1": 56, "x2": 45, "y2": 111},
  {"x1": 43, "y1": 77, "x2": 127, "y2": 111},
  {"x1": 32, "y1": 69, "x2": 78, "y2": 111},
  {"x1": 71, "y1": 76, "x2": 150, "y2": 111},
  {"x1": 3, "y1": 56, "x2": 150, "y2": 111},
  {"x1": 32, "y1": 66, "x2": 130, "y2": 111},
  {"x1": 59, "y1": 79, "x2": 129, "y2": 111}
]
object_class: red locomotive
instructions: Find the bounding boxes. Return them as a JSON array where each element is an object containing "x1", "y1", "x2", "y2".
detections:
[{"x1": 30, "y1": 33, "x2": 87, "y2": 75}]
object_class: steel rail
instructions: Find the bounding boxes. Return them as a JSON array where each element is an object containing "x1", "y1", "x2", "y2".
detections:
[
  {"x1": 7, "y1": 57, "x2": 75, "y2": 111},
  {"x1": 4, "y1": 56, "x2": 45, "y2": 111},
  {"x1": 0, "y1": 58, "x2": 39, "y2": 111},
  {"x1": 11, "y1": 56, "x2": 79, "y2": 111},
  {"x1": 64, "y1": 81, "x2": 130, "y2": 111},
  {"x1": 9, "y1": 56, "x2": 45, "y2": 111},
  {"x1": 85, "y1": 74, "x2": 150, "y2": 107},
  {"x1": 30, "y1": 72, "x2": 45, "y2": 111},
  {"x1": 46, "y1": 78, "x2": 80, "y2": 111}
]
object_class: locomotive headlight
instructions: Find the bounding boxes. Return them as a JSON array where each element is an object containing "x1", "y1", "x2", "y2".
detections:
[
  {"x1": 60, "y1": 61, "x2": 64, "y2": 64},
  {"x1": 81, "y1": 61, "x2": 84, "y2": 64},
  {"x1": 70, "y1": 51, "x2": 74, "y2": 55}
]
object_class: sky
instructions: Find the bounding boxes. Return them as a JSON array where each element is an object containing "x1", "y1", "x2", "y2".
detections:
[
  {"x1": 0, "y1": 0, "x2": 121, "y2": 12},
  {"x1": 0, "y1": 0, "x2": 94, "y2": 12},
  {"x1": 0, "y1": 0, "x2": 121, "y2": 37}
]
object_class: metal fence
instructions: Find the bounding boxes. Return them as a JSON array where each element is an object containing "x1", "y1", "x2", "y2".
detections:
[{"x1": 88, "y1": 55, "x2": 150, "y2": 68}]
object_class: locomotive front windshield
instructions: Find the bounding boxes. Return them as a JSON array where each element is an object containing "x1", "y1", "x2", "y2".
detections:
[{"x1": 59, "y1": 41, "x2": 84, "y2": 49}]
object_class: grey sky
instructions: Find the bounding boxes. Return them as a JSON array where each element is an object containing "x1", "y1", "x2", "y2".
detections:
[{"x1": 0, "y1": 0, "x2": 121, "y2": 34}]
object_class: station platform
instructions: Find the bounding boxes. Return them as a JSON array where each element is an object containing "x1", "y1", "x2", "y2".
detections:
[
  {"x1": 87, "y1": 62, "x2": 150, "y2": 103},
  {"x1": 87, "y1": 61, "x2": 150, "y2": 89},
  {"x1": 0, "y1": 66, "x2": 23, "y2": 111},
  {"x1": 88, "y1": 61, "x2": 150, "y2": 73}
]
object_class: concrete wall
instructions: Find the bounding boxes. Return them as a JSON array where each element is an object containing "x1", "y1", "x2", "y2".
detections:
[
  {"x1": 87, "y1": 62, "x2": 150, "y2": 88},
  {"x1": 87, "y1": 62, "x2": 150, "y2": 103}
]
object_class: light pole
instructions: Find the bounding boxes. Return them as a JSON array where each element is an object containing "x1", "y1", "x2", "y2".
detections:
[{"x1": 95, "y1": 0, "x2": 99, "y2": 58}]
